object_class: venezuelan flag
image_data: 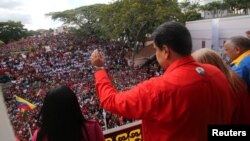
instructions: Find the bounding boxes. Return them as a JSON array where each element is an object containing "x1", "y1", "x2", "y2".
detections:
[{"x1": 15, "y1": 96, "x2": 36, "y2": 110}]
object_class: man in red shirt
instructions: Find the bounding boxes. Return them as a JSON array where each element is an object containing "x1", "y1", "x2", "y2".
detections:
[{"x1": 90, "y1": 22, "x2": 236, "y2": 141}]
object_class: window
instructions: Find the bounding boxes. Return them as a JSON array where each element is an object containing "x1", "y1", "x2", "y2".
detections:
[{"x1": 202, "y1": 41, "x2": 205, "y2": 48}]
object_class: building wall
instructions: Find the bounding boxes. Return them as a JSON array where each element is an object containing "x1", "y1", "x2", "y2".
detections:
[
  {"x1": 186, "y1": 19, "x2": 213, "y2": 51},
  {"x1": 186, "y1": 15, "x2": 250, "y2": 54}
]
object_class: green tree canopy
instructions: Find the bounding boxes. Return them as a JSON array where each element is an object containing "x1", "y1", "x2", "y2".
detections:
[
  {"x1": 179, "y1": 0, "x2": 201, "y2": 21},
  {"x1": 0, "y1": 40, "x2": 4, "y2": 45},
  {"x1": 224, "y1": 0, "x2": 250, "y2": 14},
  {"x1": 200, "y1": 0, "x2": 250, "y2": 17},
  {"x1": 0, "y1": 21, "x2": 28, "y2": 43},
  {"x1": 47, "y1": 4, "x2": 108, "y2": 39},
  {"x1": 47, "y1": 0, "x2": 183, "y2": 45}
]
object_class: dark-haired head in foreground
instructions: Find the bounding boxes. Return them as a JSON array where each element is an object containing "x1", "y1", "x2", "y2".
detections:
[{"x1": 33, "y1": 85, "x2": 104, "y2": 141}]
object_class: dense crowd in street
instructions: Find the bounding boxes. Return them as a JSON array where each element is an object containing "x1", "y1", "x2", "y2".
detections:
[{"x1": 0, "y1": 33, "x2": 162, "y2": 141}]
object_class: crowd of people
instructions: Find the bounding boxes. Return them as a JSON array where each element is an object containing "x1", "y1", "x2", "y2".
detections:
[
  {"x1": 0, "y1": 33, "x2": 162, "y2": 141},
  {"x1": 1, "y1": 21, "x2": 250, "y2": 141}
]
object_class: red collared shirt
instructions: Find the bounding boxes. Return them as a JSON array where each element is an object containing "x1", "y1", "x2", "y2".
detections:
[{"x1": 95, "y1": 56, "x2": 236, "y2": 141}]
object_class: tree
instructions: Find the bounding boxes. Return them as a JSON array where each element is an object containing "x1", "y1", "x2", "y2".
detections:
[
  {"x1": 199, "y1": 1, "x2": 230, "y2": 18},
  {"x1": 224, "y1": 0, "x2": 250, "y2": 15},
  {"x1": 103, "y1": 0, "x2": 182, "y2": 66},
  {"x1": 48, "y1": 0, "x2": 183, "y2": 67},
  {"x1": 237, "y1": 0, "x2": 250, "y2": 14},
  {"x1": 0, "y1": 40, "x2": 4, "y2": 46},
  {"x1": 179, "y1": 0, "x2": 201, "y2": 21},
  {"x1": 26, "y1": 30, "x2": 41, "y2": 37},
  {"x1": 48, "y1": 0, "x2": 183, "y2": 42},
  {"x1": 207, "y1": 1, "x2": 223, "y2": 18},
  {"x1": 47, "y1": 4, "x2": 109, "y2": 39},
  {"x1": 0, "y1": 21, "x2": 28, "y2": 43}
]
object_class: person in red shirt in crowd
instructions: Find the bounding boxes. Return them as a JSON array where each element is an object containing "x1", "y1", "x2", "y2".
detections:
[
  {"x1": 90, "y1": 22, "x2": 236, "y2": 141},
  {"x1": 192, "y1": 48, "x2": 250, "y2": 124},
  {"x1": 31, "y1": 85, "x2": 104, "y2": 141}
]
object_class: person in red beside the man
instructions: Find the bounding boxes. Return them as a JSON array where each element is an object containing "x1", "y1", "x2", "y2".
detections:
[{"x1": 90, "y1": 22, "x2": 236, "y2": 141}]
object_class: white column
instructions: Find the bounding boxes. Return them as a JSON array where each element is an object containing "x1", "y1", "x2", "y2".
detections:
[{"x1": 0, "y1": 85, "x2": 15, "y2": 141}]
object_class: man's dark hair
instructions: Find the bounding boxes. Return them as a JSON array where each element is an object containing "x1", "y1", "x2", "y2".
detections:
[
  {"x1": 152, "y1": 22, "x2": 192, "y2": 56},
  {"x1": 230, "y1": 36, "x2": 250, "y2": 51}
]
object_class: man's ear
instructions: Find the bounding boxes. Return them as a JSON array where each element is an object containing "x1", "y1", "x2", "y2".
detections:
[
  {"x1": 234, "y1": 47, "x2": 241, "y2": 54},
  {"x1": 163, "y1": 45, "x2": 170, "y2": 59}
]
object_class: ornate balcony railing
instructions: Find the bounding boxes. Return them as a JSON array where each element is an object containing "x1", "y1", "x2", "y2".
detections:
[{"x1": 104, "y1": 120, "x2": 142, "y2": 141}]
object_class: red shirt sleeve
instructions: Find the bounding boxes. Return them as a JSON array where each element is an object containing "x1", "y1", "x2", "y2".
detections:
[{"x1": 94, "y1": 70, "x2": 166, "y2": 120}]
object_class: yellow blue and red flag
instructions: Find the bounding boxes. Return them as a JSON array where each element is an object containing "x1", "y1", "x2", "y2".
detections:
[{"x1": 15, "y1": 96, "x2": 36, "y2": 111}]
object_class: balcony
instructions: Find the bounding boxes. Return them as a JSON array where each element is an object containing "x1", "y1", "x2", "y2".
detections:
[{"x1": 104, "y1": 120, "x2": 142, "y2": 141}]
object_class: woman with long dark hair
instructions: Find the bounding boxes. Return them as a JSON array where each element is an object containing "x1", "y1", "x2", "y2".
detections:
[{"x1": 31, "y1": 85, "x2": 104, "y2": 141}]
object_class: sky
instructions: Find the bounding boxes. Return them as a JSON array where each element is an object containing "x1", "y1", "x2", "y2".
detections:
[{"x1": 0, "y1": 0, "x2": 114, "y2": 30}]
